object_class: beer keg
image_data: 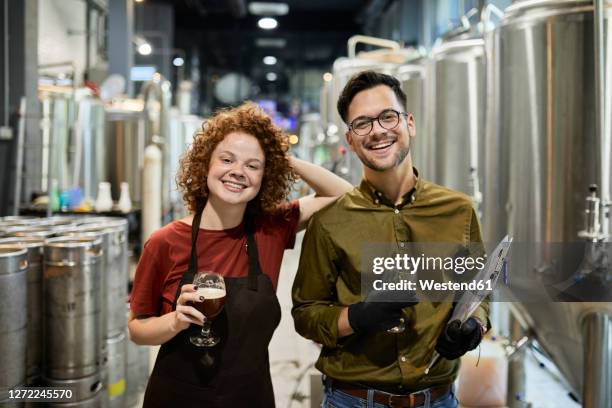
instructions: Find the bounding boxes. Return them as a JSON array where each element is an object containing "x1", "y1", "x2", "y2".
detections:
[
  {"x1": 0, "y1": 246, "x2": 28, "y2": 403},
  {"x1": 0, "y1": 237, "x2": 45, "y2": 385},
  {"x1": 125, "y1": 328, "x2": 149, "y2": 407},
  {"x1": 43, "y1": 236, "x2": 103, "y2": 402},
  {"x1": 104, "y1": 334, "x2": 126, "y2": 408},
  {"x1": 60, "y1": 223, "x2": 128, "y2": 338}
]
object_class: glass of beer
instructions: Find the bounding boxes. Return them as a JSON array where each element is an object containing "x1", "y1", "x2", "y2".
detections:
[{"x1": 190, "y1": 271, "x2": 226, "y2": 347}]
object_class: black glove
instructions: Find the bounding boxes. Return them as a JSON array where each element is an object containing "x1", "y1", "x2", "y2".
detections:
[
  {"x1": 348, "y1": 290, "x2": 419, "y2": 334},
  {"x1": 435, "y1": 317, "x2": 484, "y2": 360}
]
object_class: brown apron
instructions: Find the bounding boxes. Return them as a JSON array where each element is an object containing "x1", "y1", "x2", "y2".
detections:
[{"x1": 143, "y1": 207, "x2": 281, "y2": 407}]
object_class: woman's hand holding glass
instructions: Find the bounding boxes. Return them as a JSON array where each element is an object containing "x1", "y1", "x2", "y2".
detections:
[{"x1": 171, "y1": 283, "x2": 206, "y2": 333}]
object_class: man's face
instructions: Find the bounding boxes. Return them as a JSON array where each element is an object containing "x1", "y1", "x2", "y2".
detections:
[{"x1": 345, "y1": 85, "x2": 415, "y2": 172}]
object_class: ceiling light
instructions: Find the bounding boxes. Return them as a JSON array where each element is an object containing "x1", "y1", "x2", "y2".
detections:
[
  {"x1": 263, "y1": 56, "x2": 277, "y2": 65},
  {"x1": 323, "y1": 72, "x2": 333, "y2": 82},
  {"x1": 138, "y1": 42, "x2": 152, "y2": 56},
  {"x1": 255, "y1": 38, "x2": 286, "y2": 48},
  {"x1": 135, "y1": 0, "x2": 144, "y2": 2},
  {"x1": 258, "y1": 17, "x2": 278, "y2": 30},
  {"x1": 249, "y1": 2, "x2": 289, "y2": 16},
  {"x1": 266, "y1": 72, "x2": 277, "y2": 81},
  {"x1": 173, "y1": 57, "x2": 184, "y2": 67}
]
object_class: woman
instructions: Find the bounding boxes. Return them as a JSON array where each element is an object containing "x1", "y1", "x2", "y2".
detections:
[{"x1": 128, "y1": 102, "x2": 352, "y2": 407}]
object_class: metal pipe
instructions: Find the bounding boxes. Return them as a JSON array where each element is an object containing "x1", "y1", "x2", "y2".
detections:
[
  {"x1": 581, "y1": 312, "x2": 612, "y2": 408},
  {"x1": 347, "y1": 35, "x2": 400, "y2": 59},
  {"x1": 13, "y1": 97, "x2": 26, "y2": 215},
  {"x1": 3, "y1": 0, "x2": 9, "y2": 127},
  {"x1": 594, "y1": 0, "x2": 610, "y2": 239}
]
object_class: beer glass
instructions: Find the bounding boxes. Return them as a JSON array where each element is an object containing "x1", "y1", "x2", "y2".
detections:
[{"x1": 190, "y1": 271, "x2": 226, "y2": 347}]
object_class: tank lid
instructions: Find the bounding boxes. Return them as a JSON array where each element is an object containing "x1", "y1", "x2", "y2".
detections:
[{"x1": 0, "y1": 236, "x2": 45, "y2": 248}]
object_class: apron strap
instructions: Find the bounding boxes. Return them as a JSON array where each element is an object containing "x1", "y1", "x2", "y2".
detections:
[
  {"x1": 173, "y1": 205, "x2": 263, "y2": 307},
  {"x1": 172, "y1": 203, "x2": 205, "y2": 310},
  {"x1": 244, "y1": 217, "x2": 263, "y2": 291}
]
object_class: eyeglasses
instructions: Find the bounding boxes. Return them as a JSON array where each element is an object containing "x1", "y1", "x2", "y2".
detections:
[{"x1": 348, "y1": 109, "x2": 409, "y2": 136}]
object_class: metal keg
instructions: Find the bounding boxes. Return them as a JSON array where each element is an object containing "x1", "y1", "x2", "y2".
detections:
[
  {"x1": 104, "y1": 334, "x2": 126, "y2": 408},
  {"x1": 0, "y1": 237, "x2": 44, "y2": 385},
  {"x1": 0, "y1": 246, "x2": 28, "y2": 403},
  {"x1": 4, "y1": 225, "x2": 58, "y2": 239},
  {"x1": 60, "y1": 223, "x2": 128, "y2": 338},
  {"x1": 43, "y1": 236, "x2": 103, "y2": 402},
  {"x1": 125, "y1": 327, "x2": 149, "y2": 407}
]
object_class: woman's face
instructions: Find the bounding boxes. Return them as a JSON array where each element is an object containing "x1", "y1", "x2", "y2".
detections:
[{"x1": 206, "y1": 131, "x2": 265, "y2": 206}]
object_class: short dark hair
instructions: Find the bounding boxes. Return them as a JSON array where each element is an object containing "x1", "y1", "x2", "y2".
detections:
[{"x1": 337, "y1": 70, "x2": 407, "y2": 124}]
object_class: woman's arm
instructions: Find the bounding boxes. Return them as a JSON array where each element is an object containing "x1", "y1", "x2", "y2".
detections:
[
  {"x1": 128, "y1": 284, "x2": 205, "y2": 345},
  {"x1": 290, "y1": 157, "x2": 353, "y2": 230}
]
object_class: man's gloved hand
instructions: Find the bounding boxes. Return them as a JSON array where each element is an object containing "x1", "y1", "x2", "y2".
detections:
[
  {"x1": 347, "y1": 290, "x2": 419, "y2": 334},
  {"x1": 435, "y1": 317, "x2": 484, "y2": 360}
]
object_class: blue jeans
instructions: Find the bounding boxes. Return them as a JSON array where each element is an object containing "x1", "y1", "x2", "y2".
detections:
[{"x1": 322, "y1": 381, "x2": 458, "y2": 408}]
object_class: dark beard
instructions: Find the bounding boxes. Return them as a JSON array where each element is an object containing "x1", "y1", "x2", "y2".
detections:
[{"x1": 359, "y1": 143, "x2": 410, "y2": 172}]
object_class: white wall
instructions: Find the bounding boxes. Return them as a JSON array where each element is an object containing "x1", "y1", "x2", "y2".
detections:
[{"x1": 38, "y1": 0, "x2": 87, "y2": 84}]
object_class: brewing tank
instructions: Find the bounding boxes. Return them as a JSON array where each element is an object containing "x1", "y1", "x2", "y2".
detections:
[
  {"x1": 485, "y1": 0, "x2": 612, "y2": 403},
  {"x1": 0, "y1": 247, "x2": 28, "y2": 404},
  {"x1": 397, "y1": 60, "x2": 431, "y2": 177},
  {"x1": 430, "y1": 31, "x2": 487, "y2": 212}
]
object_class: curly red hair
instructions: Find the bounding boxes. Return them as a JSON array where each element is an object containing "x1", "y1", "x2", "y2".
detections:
[{"x1": 177, "y1": 102, "x2": 296, "y2": 215}]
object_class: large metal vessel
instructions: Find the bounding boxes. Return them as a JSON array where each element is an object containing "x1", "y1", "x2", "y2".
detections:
[
  {"x1": 397, "y1": 58, "x2": 431, "y2": 177},
  {"x1": 43, "y1": 236, "x2": 103, "y2": 402},
  {"x1": 0, "y1": 246, "x2": 28, "y2": 404},
  {"x1": 0, "y1": 237, "x2": 45, "y2": 385},
  {"x1": 485, "y1": 0, "x2": 612, "y2": 405},
  {"x1": 430, "y1": 22, "x2": 487, "y2": 213}
]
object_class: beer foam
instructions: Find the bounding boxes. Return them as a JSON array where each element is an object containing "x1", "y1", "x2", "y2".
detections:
[{"x1": 196, "y1": 287, "x2": 226, "y2": 299}]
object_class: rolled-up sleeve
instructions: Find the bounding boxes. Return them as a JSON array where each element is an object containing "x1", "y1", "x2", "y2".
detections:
[
  {"x1": 468, "y1": 206, "x2": 491, "y2": 332},
  {"x1": 291, "y1": 215, "x2": 344, "y2": 348}
]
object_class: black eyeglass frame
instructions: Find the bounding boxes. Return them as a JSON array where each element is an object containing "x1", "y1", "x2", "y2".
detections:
[{"x1": 348, "y1": 109, "x2": 409, "y2": 136}]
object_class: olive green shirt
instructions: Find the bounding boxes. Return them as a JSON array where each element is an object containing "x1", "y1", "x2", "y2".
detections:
[{"x1": 291, "y1": 175, "x2": 490, "y2": 393}]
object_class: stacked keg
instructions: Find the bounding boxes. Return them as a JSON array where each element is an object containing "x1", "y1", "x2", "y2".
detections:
[
  {"x1": 43, "y1": 235, "x2": 105, "y2": 406},
  {"x1": 0, "y1": 215, "x2": 151, "y2": 407},
  {"x1": 0, "y1": 245, "x2": 28, "y2": 406},
  {"x1": 60, "y1": 218, "x2": 130, "y2": 407}
]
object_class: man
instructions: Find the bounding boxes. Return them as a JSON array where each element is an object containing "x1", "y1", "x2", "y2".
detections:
[{"x1": 292, "y1": 71, "x2": 489, "y2": 408}]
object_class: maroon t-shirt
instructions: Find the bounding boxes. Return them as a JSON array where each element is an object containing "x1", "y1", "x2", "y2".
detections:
[{"x1": 130, "y1": 200, "x2": 300, "y2": 316}]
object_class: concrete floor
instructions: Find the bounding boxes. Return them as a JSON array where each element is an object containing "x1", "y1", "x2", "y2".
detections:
[{"x1": 135, "y1": 232, "x2": 582, "y2": 408}]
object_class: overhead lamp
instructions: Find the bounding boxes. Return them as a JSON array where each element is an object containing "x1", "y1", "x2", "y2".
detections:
[
  {"x1": 266, "y1": 72, "x2": 277, "y2": 81},
  {"x1": 135, "y1": 0, "x2": 144, "y2": 2},
  {"x1": 138, "y1": 42, "x2": 152, "y2": 55},
  {"x1": 173, "y1": 57, "x2": 185, "y2": 67},
  {"x1": 134, "y1": 35, "x2": 153, "y2": 55},
  {"x1": 255, "y1": 38, "x2": 286, "y2": 48},
  {"x1": 258, "y1": 17, "x2": 278, "y2": 30},
  {"x1": 249, "y1": 2, "x2": 289, "y2": 16},
  {"x1": 323, "y1": 72, "x2": 333, "y2": 82},
  {"x1": 263, "y1": 56, "x2": 277, "y2": 65}
]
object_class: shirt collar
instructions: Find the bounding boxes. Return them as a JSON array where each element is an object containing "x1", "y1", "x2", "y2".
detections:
[{"x1": 359, "y1": 167, "x2": 421, "y2": 209}]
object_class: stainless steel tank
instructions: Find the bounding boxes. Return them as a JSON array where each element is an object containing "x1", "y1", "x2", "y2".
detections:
[
  {"x1": 0, "y1": 237, "x2": 44, "y2": 385},
  {"x1": 485, "y1": 0, "x2": 612, "y2": 405},
  {"x1": 397, "y1": 59, "x2": 431, "y2": 177},
  {"x1": 430, "y1": 30, "x2": 487, "y2": 212},
  {"x1": 104, "y1": 102, "x2": 146, "y2": 206},
  {"x1": 103, "y1": 334, "x2": 126, "y2": 408},
  {"x1": 0, "y1": 247, "x2": 28, "y2": 404},
  {"x1": 43, "y1": 236, "x2": 103, "y2": 402}
]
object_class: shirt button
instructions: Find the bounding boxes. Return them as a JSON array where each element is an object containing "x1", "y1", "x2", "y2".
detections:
[
  {"x1": 394, "y1": 209, "x2": 400, "y2": 214},
  {"x1": 400, "y1": 356, "x2": 407, "y2": 362},
  {"x1": 399, "y1": 242, "x2": 405, "y2": 248},
  {"x1": 374, "y1": 199, "x2": 380, "y2": 204},
  {"x1": 411, "y1": 195, "x2": 416, "y2": 203}
]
